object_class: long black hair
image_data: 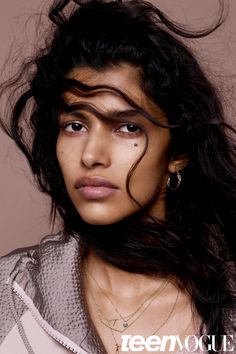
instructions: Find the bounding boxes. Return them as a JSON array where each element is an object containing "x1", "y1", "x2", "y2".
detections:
[{"x1": 0, "y1": 0, "x2": 235, "y2": 351}]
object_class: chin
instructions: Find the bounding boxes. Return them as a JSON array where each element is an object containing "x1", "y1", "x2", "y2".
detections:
[
  {"x1": 83, "y1": 219, "x2": 113, "y2": 225},
  {"x1": 78, "y1": 210, "x2": 133, "y2": 226},
  {"x1": 74, "y1": 201, "x2": 142, "y2": 226},
  {"x1": 78, "y1": 213, "x2": 123, "y2": 226}
]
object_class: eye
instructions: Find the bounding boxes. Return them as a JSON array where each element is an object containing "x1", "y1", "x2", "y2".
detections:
[
  {"x1": 117, "y1": 124, "x2": 141, "y2": 135},
  {"x1": 62, "y1": 122, "x2": 86, "y2": 133}
]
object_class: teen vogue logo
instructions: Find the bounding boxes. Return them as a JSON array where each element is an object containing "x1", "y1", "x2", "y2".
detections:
[{"x1": 121, "y1": 334, "x2": 235, "y2": 352}]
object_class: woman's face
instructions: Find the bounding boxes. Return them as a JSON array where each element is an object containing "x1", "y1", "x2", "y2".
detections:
[{"x1": 56, "y1": 63, "x2": 172, "y2": 225}]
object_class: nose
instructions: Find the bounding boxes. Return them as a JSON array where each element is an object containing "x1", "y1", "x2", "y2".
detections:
[{"x1": 81, "y1": 128, "x2": 111, "y2": 169}]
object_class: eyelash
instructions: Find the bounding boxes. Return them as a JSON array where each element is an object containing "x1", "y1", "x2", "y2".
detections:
[{"x1": 61, "y1": 121, "x2": 142, "y2": 137}]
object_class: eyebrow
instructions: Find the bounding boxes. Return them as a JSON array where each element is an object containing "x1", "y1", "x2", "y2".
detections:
[{"x1": 65, "y1": 107, "x2": 140, "y2": 121}]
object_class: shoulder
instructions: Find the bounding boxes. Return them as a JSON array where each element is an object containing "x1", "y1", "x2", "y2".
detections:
[
  {"x1": 0, "y1": 231, "x2": 70, "y2": 344},
  {"x1": 0, "y1": 246, "x2": 37, "y2": 344},
  {"x1": 0, "y1": 231, "x2": 64, "y2": 275},
  {"x1": 0, "y1": 247, "x2": 36, "y2": 279}
]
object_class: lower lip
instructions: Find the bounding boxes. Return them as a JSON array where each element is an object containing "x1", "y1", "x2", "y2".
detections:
[{"x1": 77, "y1": 186, "x2": 118, "y2": 199}]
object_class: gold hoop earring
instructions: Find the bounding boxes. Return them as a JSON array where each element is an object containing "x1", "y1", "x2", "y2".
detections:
[{"x1": 167, "y1": 170, "x2": 181, "y2": 191}]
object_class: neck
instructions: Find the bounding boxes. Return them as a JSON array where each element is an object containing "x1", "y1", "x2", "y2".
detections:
[{"x1": 84, "y1": 249, "x2": 171, "y2": 299}]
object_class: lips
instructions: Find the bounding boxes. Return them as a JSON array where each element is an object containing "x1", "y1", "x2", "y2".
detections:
[
  {"x1": 74, "y1": 176, "x2": 119, "y2": 199},
  {"x1": 75, "y1": 176, "x2": 118, "y2": 189}
]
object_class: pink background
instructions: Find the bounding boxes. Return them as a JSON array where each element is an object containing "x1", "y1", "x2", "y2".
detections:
[{"x1": 0, "y1": 0, "x2": 236, "y2": 256}]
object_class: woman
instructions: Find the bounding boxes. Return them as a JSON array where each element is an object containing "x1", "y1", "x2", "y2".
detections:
[{"x1": 0, "y1": 0, "x2": 235, "y2": 353}]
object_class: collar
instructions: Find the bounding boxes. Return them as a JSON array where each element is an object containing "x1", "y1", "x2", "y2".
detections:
[{"x1": 12, "y1": 231, "x2": 106, "y2": 354}]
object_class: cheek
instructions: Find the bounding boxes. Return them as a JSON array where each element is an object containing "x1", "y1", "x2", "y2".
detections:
[
  {"x1": 56, "y1": 139, "x2": 79, "y2": 182},
  {"x1": 128, "y1": 148, "x2": 170, "y2": 201}
]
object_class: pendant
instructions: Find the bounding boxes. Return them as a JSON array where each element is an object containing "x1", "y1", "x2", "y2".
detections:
[
  {"x1": 115, "y1": 344, "x2": 120, "y2": 354},
  {"x1": 123, "y1": 322, "x2": 128, "y2": 328}
]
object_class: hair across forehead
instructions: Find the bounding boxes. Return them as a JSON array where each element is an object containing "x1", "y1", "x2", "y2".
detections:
[
  {"x1": 1, "y1": 2, "x2": 235, "y2": 343},
  {"x1": 35, "y1": 0, "x2": 225, "y2": 132},
  {"x1": 59, "y1": 76, "x2": 173, "y2": 128},
  {"x1": 26, "y1": 0, "x2": 230, "y2": 183}
]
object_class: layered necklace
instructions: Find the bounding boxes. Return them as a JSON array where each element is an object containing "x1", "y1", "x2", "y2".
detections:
[
  {"x1": 110, "y1": 291, "x2": 180, "y2": 354},
  {"x1": 84, "y1": 259, "x2": 168, "y2": 331},
  {"x1": 84, "y1": 260, "x2": 180, "y2": 353}
]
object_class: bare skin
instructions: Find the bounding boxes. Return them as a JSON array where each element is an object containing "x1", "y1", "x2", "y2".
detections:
[
  {"x1": 56, "y1": 63, "x2": 200, "y2": 353},
  {"x1": 57, "y1": 64, "x2": 187, "y2": 225},
  {"x1": 83, "y1": 250, "x2": 201, "y2": 354}
]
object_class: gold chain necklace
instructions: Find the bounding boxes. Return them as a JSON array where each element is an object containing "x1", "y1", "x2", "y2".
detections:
[
  {"x1": 109, "y1": 289, "x2": 180, "y2": 354},
  {"x1": 88, "y1": 278, "x2": 168, "y2": 333},
  {"x1": 83, "y1": 259, "x2": 181, "y2": 354},
  {"x1": 84, "y1": 259, "x2": 167, "y2": 330}
]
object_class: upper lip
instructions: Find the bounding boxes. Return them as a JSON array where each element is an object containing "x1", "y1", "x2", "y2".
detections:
[{"x1": 75, "y1": 176, "x2": 119, "y2": 189}]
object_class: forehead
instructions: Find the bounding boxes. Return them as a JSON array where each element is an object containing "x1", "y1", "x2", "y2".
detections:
[{"x1": 65, "y1": 63, "x2": 165, "y2": 119}]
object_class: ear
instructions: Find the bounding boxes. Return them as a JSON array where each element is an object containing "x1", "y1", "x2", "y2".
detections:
[{"x1": 168, "y1": 154, "x2": 189, "y2": 173}]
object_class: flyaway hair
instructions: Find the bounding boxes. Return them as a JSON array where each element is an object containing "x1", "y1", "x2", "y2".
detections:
[{"x1": 0, "y1": 0, "x2": 235, "y2": 351}]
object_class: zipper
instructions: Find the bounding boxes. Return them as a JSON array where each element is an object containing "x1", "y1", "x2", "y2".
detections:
[{"x1": 11, "y1": 280, "x2": 89, "y2": 354}]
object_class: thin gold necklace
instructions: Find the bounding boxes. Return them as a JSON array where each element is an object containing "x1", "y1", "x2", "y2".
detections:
[
  {"x1": 109, "y1": 289, "x2": 180, "y2": 354},
  {"x1": 84, "y1": 260, "x2": 181, "y2": 354},
  {"x1": 84, "y1": 259, "x2": 167, "y2": 330},
  {"x1": 88, "y1": 278, "x2": 168, "y2": 333}
]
